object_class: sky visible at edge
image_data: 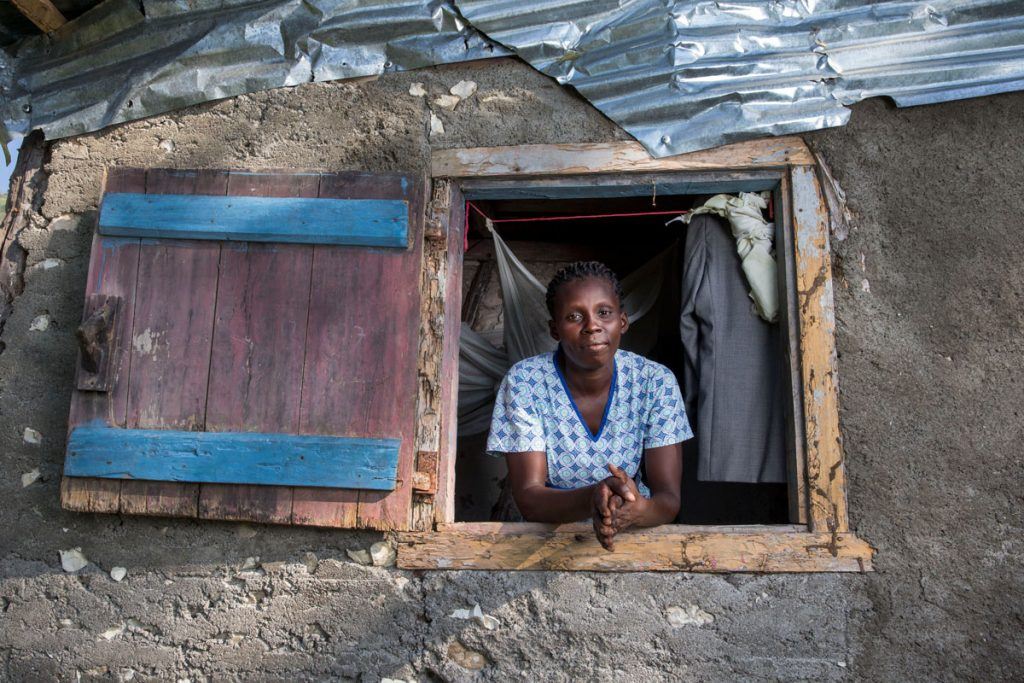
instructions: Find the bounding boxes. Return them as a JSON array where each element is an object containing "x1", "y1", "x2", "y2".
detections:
[{"x1": 2, "y1": 136, "x2": 23, "y2": 193}]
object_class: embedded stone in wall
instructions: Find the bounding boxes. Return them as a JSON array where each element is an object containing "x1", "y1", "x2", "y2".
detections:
[
  {"x1": 21, "y1": 469, "x2": 40, "y2": 487},
  {"x1": 666, "y1": 605, "x2": 714, "y2": 627},
  {"x1": 59, "y1": 548, "x2": 89, "y2": 573},
  {"x1": 447, "y1": 641, "x2": 487, "y2": 670},
  {"x1": 450, "y1": 80, "x2": 478, "y2": 99}
]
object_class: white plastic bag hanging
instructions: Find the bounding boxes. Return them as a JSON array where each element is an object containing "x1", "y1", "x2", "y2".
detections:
[{"x1": 673, "y1": 193, "x2": 778, "y2": 322}]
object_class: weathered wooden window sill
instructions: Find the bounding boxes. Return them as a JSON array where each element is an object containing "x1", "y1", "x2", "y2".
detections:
[
  {"x1": 411, "y1": 138, "x2": 873, "y2": 572},
  {"x1": 397, "y1": 523, "x2": 874, "y2": 572}
]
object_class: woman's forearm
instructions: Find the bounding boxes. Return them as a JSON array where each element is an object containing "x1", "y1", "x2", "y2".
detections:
[
  {"x1": 630, "y1": 491, "x2": 680, "y2": 528},
  {"x1": 513, "y1": 483, "x2": 599, "y2": 523}
]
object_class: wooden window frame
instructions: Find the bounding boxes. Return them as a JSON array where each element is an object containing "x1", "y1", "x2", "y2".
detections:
[{"x1": 400, "y1": 137, "x2": 874, "y2": 572}]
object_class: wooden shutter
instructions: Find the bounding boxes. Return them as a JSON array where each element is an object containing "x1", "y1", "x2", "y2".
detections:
[{"x1": 62, "y1": 168, "x2": 425, "y2": 530}]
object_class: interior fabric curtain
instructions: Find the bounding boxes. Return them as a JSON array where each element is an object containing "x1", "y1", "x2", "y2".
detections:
[
  {"x1": 458, "y1": 227, "x2": 673, "y2": 435},
  {"x1": 490, "y1": 225, "x2": 552, "y2": 365},
  {"x1": 458, "y1": 323, "x2": 509, "y2": 436}
]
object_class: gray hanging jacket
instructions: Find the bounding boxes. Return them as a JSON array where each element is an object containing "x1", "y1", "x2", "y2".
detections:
[{"x1": 679, "y1": 214, "x2": 787, "y2": 483}]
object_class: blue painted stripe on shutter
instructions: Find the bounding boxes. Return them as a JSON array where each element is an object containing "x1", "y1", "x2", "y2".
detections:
[
  {"x1": 99, "y1": 193, "x2": 409, "y2": 247},
  {"x1": 64, "y1": 425, "x2": 400, "y2": 490}
]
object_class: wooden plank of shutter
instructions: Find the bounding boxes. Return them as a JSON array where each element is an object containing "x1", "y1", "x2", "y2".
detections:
[
  {"x1": 66, "y1": 426, "x2": 399, "y2": 487},
  {"x1": 61, "y1": 168, "x2": 144, "y2": 513},
  {"x1": 289, "y1": 241, "x2": 361, "y2": 527},
  {"x1": 98, "y1": 193, "x2": 409, "y2": 246},
  {"x1": 118, "y1": 169, "x2": 223, "y2": 517},
  {"x1": 292, "y1": 172, "x2": 423, "y2": 530},
  {"x1": 199, "y1": 172, "x2": 319, "y2": 524}
]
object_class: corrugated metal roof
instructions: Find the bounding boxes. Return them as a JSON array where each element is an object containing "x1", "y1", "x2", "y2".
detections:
[
  {"x1": 1, "y1": 0, "x2": 1023, "y2": 157},
  {"x1": 456, "y1": 0, "x2": 1024, "y2": 156},
  {"x1": 1, "y1": 0, "x2": 507, "y2": 140}
]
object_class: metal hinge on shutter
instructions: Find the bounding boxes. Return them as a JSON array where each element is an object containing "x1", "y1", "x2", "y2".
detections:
[{"x1": 75, "y1": 294, "x2": 122, "y2": 392}]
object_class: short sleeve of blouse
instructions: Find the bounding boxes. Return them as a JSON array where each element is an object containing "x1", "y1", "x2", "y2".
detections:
[
  {"x1": 643, "y1": 364, "x2": 694, "y2": 449},
  {"x1": 486, "y1": 364, "x2": 547, "y2": 455}
]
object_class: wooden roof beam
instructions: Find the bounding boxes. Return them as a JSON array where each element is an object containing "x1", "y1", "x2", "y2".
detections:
[{"x1": 12, "y1": 0, "x2": 67, "y2": 33}]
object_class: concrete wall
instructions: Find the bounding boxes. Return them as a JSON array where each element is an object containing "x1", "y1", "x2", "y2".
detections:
[{"x1": 0, "y1": 58, "x2": 1021, "y2": 681}]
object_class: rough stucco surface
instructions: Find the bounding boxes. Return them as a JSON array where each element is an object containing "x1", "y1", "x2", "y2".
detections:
[
  {"x1": 0, "y1": 57, "x2": 1021, "y2": 681},
  {"x1": 809, "y1": 95, "x2": 1024, "y2": 681}
]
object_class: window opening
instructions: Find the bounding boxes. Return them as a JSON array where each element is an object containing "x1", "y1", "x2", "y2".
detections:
[{"x1": 454, "y1": 193, "x2": 790, "y2": 525}]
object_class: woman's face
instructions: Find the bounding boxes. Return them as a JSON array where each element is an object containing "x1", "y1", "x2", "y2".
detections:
[{"x1": 548, "y1": 277, "x2": 628, "y2": 371}]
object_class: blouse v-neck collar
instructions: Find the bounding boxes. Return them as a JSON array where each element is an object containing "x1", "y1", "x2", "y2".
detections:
[{"x1": 553, "y1": 347, "x2": 618, "y2": 442}]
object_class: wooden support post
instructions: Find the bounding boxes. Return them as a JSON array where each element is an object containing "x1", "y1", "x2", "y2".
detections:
[
  {"x1": 775, "y1": 174, "x2": 809, "y2": 525},
  {"x1": 790, "y1": 164, "x2": 848, "y2": 533},
  {"x1": 434, "y1": 181, "x2": 465, "y2": 525},
  {"x1": 12, "y1": 0, "x2": 67, "y2": 33},
  {"x1": 424, "y1": 176, "x2": 451, "y2": 241},
  {"x1": 411, "y1": 178, "x2": 450, "y2": 529}
]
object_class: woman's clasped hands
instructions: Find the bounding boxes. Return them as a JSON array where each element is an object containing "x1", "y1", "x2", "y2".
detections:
[{"x1": 591, "y1": 463, "x2": 645, "y2": 551}]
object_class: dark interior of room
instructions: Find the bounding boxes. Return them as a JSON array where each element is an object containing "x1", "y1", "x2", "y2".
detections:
[{"x1": 456, "y1": 193, "x2": 790, "y2": 525}]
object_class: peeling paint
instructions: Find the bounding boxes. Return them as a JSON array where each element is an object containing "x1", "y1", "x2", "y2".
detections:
[{"x1": 132, "y1": 328, "x2": 160, "y2": 355}]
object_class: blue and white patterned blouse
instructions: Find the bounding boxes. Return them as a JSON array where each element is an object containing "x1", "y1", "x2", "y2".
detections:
[{"x1": 486, "y1": 349, "x2": 693, "y2": 497}]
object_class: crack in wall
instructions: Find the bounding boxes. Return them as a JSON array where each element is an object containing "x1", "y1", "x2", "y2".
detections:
[{"x1": 0, "y1": 131, "x2": 48, "y2": 358}]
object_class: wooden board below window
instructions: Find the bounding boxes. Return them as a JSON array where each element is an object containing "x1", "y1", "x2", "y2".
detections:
[{"x1": 397, "y1": 523, "x2": 874, "y2": 572}]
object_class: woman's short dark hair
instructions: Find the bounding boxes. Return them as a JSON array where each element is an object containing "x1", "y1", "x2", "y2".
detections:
[{"x1": 545, "y1": 261, "x2": 625, "y2": 316}]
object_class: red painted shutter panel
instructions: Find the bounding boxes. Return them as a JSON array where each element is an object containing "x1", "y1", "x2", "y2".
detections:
[
  {"x1": 292, "y1": 172, "x2": 425, "y2": 530},
  {"x1": 199, "y1": 172, "x2": 320, "y2": 524},
  {"x1": 62, "y1": 170, "x2": 425, "y2": 531}
]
